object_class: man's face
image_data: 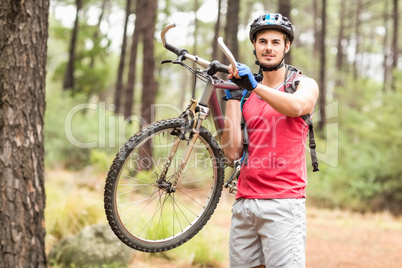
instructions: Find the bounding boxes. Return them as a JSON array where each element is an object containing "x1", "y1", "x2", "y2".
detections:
[{"x1": 253, "y1": 29, "x2": 290, "y2": 70}]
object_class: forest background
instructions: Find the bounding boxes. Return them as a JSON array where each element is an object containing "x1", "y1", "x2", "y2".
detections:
[
  {"x1": 48, "y1": 0, "x2": 402, "y2": 215},
  {"x1": 3, "y1": 0, "x2": 402, "y2": 266}
]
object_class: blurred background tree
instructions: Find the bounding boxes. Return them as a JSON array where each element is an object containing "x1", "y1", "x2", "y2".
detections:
[{"x1": 46, "y1": 0, "x2": 402, "y2": 214}]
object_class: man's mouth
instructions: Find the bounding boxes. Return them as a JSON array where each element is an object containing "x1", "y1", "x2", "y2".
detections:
[{"x1": 262, "y1": 54, "x2": 275, "y2": 59}]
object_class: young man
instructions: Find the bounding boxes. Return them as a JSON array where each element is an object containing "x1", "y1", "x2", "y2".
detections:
[{"x1": 221, "y1": 13, "x2": 319, "y2": 268}]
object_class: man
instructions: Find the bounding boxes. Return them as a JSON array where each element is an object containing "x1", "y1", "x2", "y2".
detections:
[{"x1": 221, "y1": 13, "x2": 319, "y2": 268}]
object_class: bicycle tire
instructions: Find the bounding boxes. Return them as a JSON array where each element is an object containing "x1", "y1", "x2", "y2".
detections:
[{"x1": 104, "y1": 118, "x2": 224, "y2": 252}]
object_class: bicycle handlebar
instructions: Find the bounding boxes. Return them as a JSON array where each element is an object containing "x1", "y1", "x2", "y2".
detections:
[
  {"x1": 161, "y1": 23, "x2": 237, "y2": 74},
  {"x1": 217, "y1": 37, "x2": 237, "y2": 70}
]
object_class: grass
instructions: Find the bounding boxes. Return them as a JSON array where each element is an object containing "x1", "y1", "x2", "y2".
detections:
[
  {"x1": 45, "y1": 168, "x2": 107, "y2": 253},
  {"x1": 45, "y1": 167, "x2": 233, "y2": 267}
]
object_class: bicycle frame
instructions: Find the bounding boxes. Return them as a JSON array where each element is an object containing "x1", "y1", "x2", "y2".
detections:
[
  {"x1": 161, "y1": 23, "x2": 241, "y2": 140},
  {"x1": 104, "y1": 24, "x2": 242, "y2": 252}
]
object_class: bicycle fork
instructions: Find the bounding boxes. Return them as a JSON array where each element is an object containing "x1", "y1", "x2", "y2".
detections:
[{"x1": 158, "y1": 101, "x2": 210, "y2": 193}]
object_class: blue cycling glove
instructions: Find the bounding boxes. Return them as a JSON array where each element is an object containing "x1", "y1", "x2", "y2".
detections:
[
  {"x1": 224, "y1": 89, "x2": 248, "y2": 101},
  {"x1": 231, "y1": 63, "x2": 259, "y2": 91}
]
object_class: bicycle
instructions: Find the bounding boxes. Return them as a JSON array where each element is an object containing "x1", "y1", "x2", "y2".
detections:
[{"x1": 104, "y1": 23, "x2": 241, "y2": 253}]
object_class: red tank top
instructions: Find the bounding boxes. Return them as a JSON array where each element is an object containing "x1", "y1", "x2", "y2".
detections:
[{"x1": 236, "y1": 85, "x2": 309, "y2": 199}]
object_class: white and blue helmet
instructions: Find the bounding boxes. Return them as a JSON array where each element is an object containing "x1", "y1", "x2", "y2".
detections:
[{"x1": 249, "y1": 13, "x2": 294, "y2": 43}]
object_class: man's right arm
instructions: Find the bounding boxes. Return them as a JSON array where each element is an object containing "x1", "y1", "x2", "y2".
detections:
[{"x1": 220, "y1": 99, "x2": 244, "y2": 162}]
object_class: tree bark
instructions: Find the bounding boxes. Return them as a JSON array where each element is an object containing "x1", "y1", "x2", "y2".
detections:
[
  {"x1": 89, "y1": 0, "x2": 109, "y2": 69},
  {"x1": 335, "y1": 0, "x2": 347, "y2": 71},
  {"x1": 115, "y1": 0, "x2": 132, "y2": 114},
  {"x1": 140, "y1": 0, "x2": 158, "y2": 126},
  {"x1": 391, "y1": 0, "x2": 399, "y2": 91},
  {"x1": 353, "y1": 0, "x2": 362, "y2": 79},
  {"x1": 223, "y1": 0, "x2": 240, "y2": 63},
  {"x1": 313, "y1": 0, "x2": 320, "y2": 56},
  {"x1": 318, "y1": 0, "x2": 327, "y2": 132},
  {"x1": 63, "y1": 0, "x2": 82, "y2": 90},
  {"x1": 139, "y1": 0, "x2": 158, "y2": 169},
  {"x1": 278, "y1": 0, "x2": 292, "y2": 65},
  {"x1": 0, "y1": 0, "x2": 49, "y2": 266},
  {"x1": 124, "y1": 0, "x2": 144, "y2": 121},
  {"x1": 211, "y1": 0, "x2": 226, "y2": 116},
  {"x1": 382, "y1": 0, "x2": 390, "y2": 92}
]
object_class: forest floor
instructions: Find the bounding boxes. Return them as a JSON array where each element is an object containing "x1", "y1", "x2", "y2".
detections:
[
  {"x1": 45, "y1": 169, "x2": 402, "y2": 268},
  {"x1": 130, "y1": 191, "x2": 402, "y2": 268}
]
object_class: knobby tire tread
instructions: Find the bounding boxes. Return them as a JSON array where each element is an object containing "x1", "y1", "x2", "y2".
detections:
[{"x1": 104, "y1": 118, "x2": 224, "y2": 252}]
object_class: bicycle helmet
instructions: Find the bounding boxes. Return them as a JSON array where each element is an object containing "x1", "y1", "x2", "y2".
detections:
[
  {"x1": 250, "y1": 13, "x2": 294, "y2": 71},
  {"x1": 249, "y1": 13, "x2": 294, "y2": 43}
]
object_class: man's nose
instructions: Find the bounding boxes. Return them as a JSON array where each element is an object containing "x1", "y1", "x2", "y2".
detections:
[{"x1": 264, "y1": 43, "x2": 273, "y2": 51}]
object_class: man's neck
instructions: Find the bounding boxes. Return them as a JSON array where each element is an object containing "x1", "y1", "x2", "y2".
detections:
[{"x1": 262, "y1": 66, "x2": 287, "y2": 89}]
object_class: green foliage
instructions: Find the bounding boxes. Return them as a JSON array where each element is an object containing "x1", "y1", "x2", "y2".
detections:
[
  {"x1": 45, "y1": 85, "x2": 137, "y2": 170},
  {"x1": 45, "y1": 87, "x2": 90, "y2": 169},
  {"x1": 308, "y1": 74, "x2": 402, "y2": 215},
  {"x1": 48, "y1": 5, "x2": 114, "y2": 98},
  {"x1": 47, "y1": 0, "x2": 402, "y2": 219}
]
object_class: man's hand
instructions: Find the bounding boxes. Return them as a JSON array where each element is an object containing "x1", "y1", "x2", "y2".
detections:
[
  {"x1": 223, "y1": 89, "x2": 247, "y2": 101},
  {"x1": 228, "y1": 63, "x2": 258, "y2": 91}
]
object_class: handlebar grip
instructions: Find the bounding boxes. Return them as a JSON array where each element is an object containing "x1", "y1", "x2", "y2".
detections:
[
  {"x1": 216, "y1": 64, "x2": 229, "y2": 74},
  {"x1": 207, "y1": 60, "x2": 229, "y2": 75},
  {"x1": 165, "y1": 43, "x2": 187, "y2": 56}
]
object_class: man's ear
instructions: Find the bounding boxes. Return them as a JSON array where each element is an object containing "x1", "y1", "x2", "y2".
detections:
[{"x1": 285, "y1": 41, "x2": 291, "y2": 54}]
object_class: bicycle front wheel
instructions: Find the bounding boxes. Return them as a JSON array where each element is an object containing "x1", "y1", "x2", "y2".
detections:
[{"x1": 104, "y1": 118, "x2": 224, "y2": 252}]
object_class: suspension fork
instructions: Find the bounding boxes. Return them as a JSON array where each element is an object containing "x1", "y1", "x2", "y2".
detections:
[
  {"x1": 157, "y1": 98, "x2": 210, "y2": 193},
  {"x1": 168, "y1": 104, "x2": 209, "y2": 192}
]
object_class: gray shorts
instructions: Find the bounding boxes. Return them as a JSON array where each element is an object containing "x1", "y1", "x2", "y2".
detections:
[{"x1": 229, "y1": 198, "x2": 306, "y2": 268}]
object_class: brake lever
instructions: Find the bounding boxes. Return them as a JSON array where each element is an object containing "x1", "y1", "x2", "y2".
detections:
[
  {"x1": 161, "y1": 60, "x2": 173, "y2": 64},
  {"x1": 161, "y1": 53, "x2": 187, "y2": 66}
]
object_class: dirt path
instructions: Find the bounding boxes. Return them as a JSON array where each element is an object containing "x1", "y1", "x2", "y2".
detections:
[
  {"x1": 130, "y1": 192, "x2": 402, "y2": 267},
  {"x1": 306, "y1": 208, "x2": 402, "y2": 268}
]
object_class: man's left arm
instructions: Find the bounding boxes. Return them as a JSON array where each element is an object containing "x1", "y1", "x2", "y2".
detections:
[
  {"x1": 228, "y1": 63, "x2": 319, "y2": 117},
  {"x1": 254, "y1": 77, "x2": 319, "y2": 117}
]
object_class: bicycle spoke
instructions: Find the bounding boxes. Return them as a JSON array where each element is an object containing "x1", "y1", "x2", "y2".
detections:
[{"x1": 105, "y1": 119, "x2": 224, "y2": 252}]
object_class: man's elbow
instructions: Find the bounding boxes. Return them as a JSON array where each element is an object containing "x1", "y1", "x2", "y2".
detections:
[
  {"x1": 286, "y1": 103, "x2": 304, "y2": 117},
  {"x1": 223, "y1": 147, "x2": 243, "y2": 163}
]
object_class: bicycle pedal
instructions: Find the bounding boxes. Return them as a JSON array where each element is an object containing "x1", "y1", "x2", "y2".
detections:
[{"x1": 226, "y1": 179, "x2": 238, "y2": 195}]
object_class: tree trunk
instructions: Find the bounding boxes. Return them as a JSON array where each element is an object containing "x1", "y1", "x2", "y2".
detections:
[
  {"x1": 63, "y1": 0, "x2": 82, "y2": 90},
  {"x1": 124, "y1": 0, "x2": 144, "y2": 121},
  {"x1": 335, "y1": 0, "x2": 347, "y2": 89},
  {"x1": 115, "y1": 0, "x2": 132, "y2": 114},
  {"x1": 139, "y1": 0, "x2": 158, "y2": 169},
  {"x1": 0, "y1": 0, "x2": 49, "y2": 266},
  {"x1": 223, "y1": 0, "x2": 240, "y2": 63},
  {"x1": 391, "y1": 0, "x2": 399, "y2": 91},
  {"x1": 140, "y1": 0, "x2": 158, "y2": 126},
  {"x1": 193, "y1": 0, "x2": 199, "y2": 58},
  {"x1": 313, "y1": 0, "x2": 320, "y2": 56},
  {"x1": 211, "y1": 0, "x2": 226, "y2": 116},
  {"x1": 318, "y1": 0, "x2": 327, "y2": 132},
  {"x1": 278, "y1": 0, "x2": 291, "y2": 65},
  {"x1": 335, "y1": 0, "x2": 347, "y2": 71},
  {"x1": 353, "y1": 0, "x2": 362, "y2": 79},
  {"x1": 89, "y1": 0, "x2": 109, "y2": 69},
  {"x1": 221, "y1": 0, "x2": 240, "y2": 116},
  {"x1": 382, "y1": 0, "x2": 391, "y2": 92}
]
